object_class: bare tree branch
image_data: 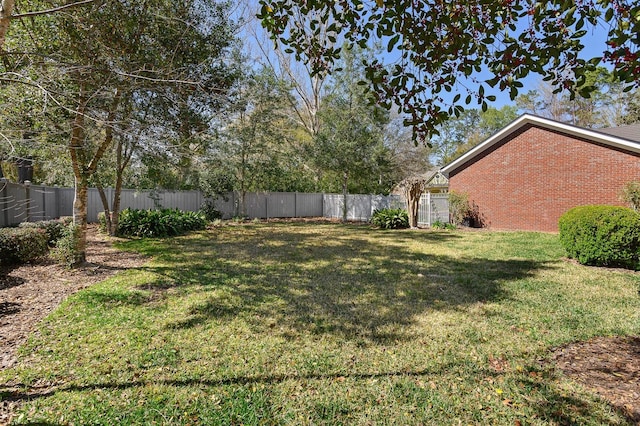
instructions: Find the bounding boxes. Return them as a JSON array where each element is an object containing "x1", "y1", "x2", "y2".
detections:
[{"x1": 11, "y1": 0, "x2": 95, "y2": 20}]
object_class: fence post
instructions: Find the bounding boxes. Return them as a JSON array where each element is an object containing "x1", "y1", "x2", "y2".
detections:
[
  {"x1": 427, "y1": 192, "x2": 431, "y2": 227},
  {"x1": 25, "y1": 181, "x2": 31, "y2": 223},
  {"x1": 1, "y1": 180, "x2": 7, "y2": 227},
  {"x1": 41, "y1": 185, "x2": 46, "y2": 221}
]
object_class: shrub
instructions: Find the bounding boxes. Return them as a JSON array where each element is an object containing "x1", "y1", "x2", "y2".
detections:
[
  {"x1": 50, "y1": 223, "x2": 82, "y2": 268},
  {"x1": 432, "y1": 220, "x2": 456, "y2": 230},
  {"x1": 0, "y1": 227, "x2": 48, "y2": 265},
  {"x1": 620, "y1": 181, "x2": 640, "y2": 211},
  {"x1": 19, "y1": 220, "x2": 67, "y2": 246},
  {"x1": 98, "y1": 211, "x2": 107, "y2": 233},
  {"x1": 371, "y1": 208, "x2": 409, "y2": 229},
  {"x1": 558, "y1": 205, "x2": 640, "y2": 270},
  {"x1": 448, "y1": 191, "x2": 472, "y2": 226},
  {"x1": 200, "y1": 200, "x2": 223, "y2": 221},
  {"x1": 117, "y1": 208, "x2": 207, "y2": 238}
]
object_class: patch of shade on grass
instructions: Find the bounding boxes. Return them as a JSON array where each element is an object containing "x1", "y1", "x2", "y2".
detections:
[{"x1": 2, "y1": 223, "x2": 638, "y2": 425}]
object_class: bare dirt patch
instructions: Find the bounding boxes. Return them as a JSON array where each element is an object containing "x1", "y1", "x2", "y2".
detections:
[{"x1": 553, "y1": 336, "x2": 640, "y2": 423}]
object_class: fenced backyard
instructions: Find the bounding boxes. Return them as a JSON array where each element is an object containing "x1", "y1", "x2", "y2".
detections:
[
  {"x1": 0, "y1": 180, "x2": 449, "y2": 227},
  {"x1": 2, "y1": 222, "x2": 638, "y2": 424}
]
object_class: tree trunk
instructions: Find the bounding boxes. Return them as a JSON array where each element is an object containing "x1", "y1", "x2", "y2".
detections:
[
  {"x1": 0, "y1": 0, "x2": 15, "y2": 51},
  {"x1": 112, "y1": 171, "x2": 123, "y2": 236},
  {"x1": 110, "y1": 136, "x2": 131, "y2": 236},
  {"x1": 402, "y1": 183, "x2": 422, "y2": 229},
  {"x1": 69, "y1": 88, "x2": 88, "y2": 264},
  {"x1": 73, "y1": 175, "x2": 88, "y2": 264},
  {"x1": 95, "y1": 182, "x2": 113, "y2": 234},
  {"x1": 408, "y1": 194, "x2": 419, "y2": 228}
]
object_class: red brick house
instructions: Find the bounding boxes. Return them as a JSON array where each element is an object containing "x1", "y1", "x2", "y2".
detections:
[{"x1": 440, "y1": 114, "x2": 640, "y2": 232}]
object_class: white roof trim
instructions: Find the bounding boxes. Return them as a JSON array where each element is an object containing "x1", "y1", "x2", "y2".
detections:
[{"x1": 440, "y1": 114, "x2": 640, "y2": 175}]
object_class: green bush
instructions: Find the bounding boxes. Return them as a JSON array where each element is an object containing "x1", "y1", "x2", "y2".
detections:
[
  {"x1": 371, "y1": 208, "x2": 409, "y2": 229},
  {"x1": 98, "y1": 211, "x2": 108, "y2": 233},
  {"x1": 50, "y1": 223, "x2": 82, "y2": 268},
  {"x1": 432, "y1": 220, "x2": 456, "y2": 230},
  {"x1": 448, "y1": 191, "x2": 471, "y2": 226},
  {"x1": 117, "y1": 208, "x2": 207, "y2": 238},
  {"x1": 620, "y1": 181, "x2": 640, "y2": 211},
  {"x1": 558, "y1": 205, "x2": 640, "y2": 269},
  {"x1": 200, "y1": 200, "x2": 223, "y2": 221},
  {"x1": 19, "y1": 220, "x2": 66, "y2": 246},
  {"x1": 0, "y1": 227, "x2": 49, "y2": 265}
]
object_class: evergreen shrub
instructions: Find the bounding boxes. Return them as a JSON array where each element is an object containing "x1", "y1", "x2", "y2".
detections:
[
  {"x1": 371, "y1": 208, "x2": 409, "y2": 229},
  {"x1": 117, "y1": 208, "x2": 207, "y2": 238},
  {"x1": 50, "y1": 223, "x2": 83, "y2": 267},
  {"x1": 0, "y1": 227, "x2": 48, "y2": 265},
  {"x1": 19, "y1": 219, "x2": 66, "y2": 246},
  {"x1": 199, "y1": 200, "x2": 223, "y2": 221},
  {"x1": 558, "y1": 205, "x2": 640, "y2": 270}
]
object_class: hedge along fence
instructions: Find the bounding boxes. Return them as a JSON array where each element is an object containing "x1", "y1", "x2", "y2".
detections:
[
  {"x1": 0, "y1": 227, "x2": 49, "y2": 265},
  {"x1": 558, "y1": 205, "x2": 640, "y2": 270}
]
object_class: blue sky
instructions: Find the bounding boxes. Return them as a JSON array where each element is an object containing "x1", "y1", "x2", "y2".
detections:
[{"x1": 241, "y1": 2, "x2": 614, "y2": 111}]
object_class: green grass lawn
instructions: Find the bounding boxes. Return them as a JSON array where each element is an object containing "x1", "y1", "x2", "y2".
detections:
[{"x1": 2, "y1": 222, "x2": 639, "y2": 425}]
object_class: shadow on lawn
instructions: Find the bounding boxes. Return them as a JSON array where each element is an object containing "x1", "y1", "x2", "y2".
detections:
[
  {"x1": 1, "y1": 366, "x2": 627, "y2": 425},
  {"x1": 99, "y1": 224, "x2": 559, "y2": 343}
]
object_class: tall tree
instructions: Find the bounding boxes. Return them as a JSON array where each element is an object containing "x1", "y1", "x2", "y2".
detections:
[
  {"x1": 517, "y1": 68, "x2": 638, "y2": 128},
  {"x1": 433, "y1": 105, "x2": 519, "y2": 165},
  {"x1": 3, "y1": 0, "x2": 237, "y2": 261},
  {"x1": 309, "y1": 46, "x2": 390, "y2": 221},
  {"x1": 207, "y1": 66, "x2": 312, "y2": 216},
  {"x1": 259, "y1": 0, "x2": 640, "y2": 141}
]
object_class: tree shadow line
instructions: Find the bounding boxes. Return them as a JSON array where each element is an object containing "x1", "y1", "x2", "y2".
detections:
[
  {"x1": 0, "y1": 363, "x2": 628, "y2": 425},
  {"x1": 84, "y1": 225, "x2": 558, "y2": 343}
]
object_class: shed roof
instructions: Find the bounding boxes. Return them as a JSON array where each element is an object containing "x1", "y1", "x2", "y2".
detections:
[{"x1": 441, "y1": 114, "x2": 640, "y2": 176}]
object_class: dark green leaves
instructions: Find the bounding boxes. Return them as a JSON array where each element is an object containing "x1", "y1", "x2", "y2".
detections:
[{"x1": 258, "y1": 0, "x2": 640, "y2": 141}]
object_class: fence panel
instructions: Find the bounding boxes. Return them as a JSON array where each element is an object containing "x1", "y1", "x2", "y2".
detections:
[
  {"x1": 323, "y1": 194, "x2": 342, "y2": 219},
  {"x1": 430, "y1": 194, "x2": 450, "y2": 224},
  {"x1": 0, "y1": 182, "x2": 443, "y2": 226},
  {"x1": 6, "y1": 182, "x2": 27, "y2": 225},
  {"x1": 347, "y1": 194, "x2": 372, "y2": 221},
  {"x1": 295, "y1": 193, "x2": 323, "y2": 217},
  {"x1": 211, "y1": 193, "x2": 236, "y2": 219},
  {"x1": 0, "y1": 181, "x2": 16, "y2": 227},
  {"x1": 244, "y1": 193, "x2": 268, "y2": 218},
  {"x1": 28, "y1": 185, "x2": 47, "y2": 222},
  {"x1": 417, "y1": 193, "x2": 450, "y2": 226},
  {"x1": 266, "y1": 192, "x2": 296, "y2": 218}
]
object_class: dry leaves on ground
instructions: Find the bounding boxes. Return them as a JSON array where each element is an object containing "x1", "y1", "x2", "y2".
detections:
[{"x1": 0, "y1": 226, "x2": 638, "y2": 424}]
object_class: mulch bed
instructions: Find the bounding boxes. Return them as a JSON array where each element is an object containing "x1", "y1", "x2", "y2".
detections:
[
  {"x1": 0, "y1": 226, "x2": 148, "y2": 425},
  {"x1": 553, "y1": 336, "x2": 640, "y2": 423},
  {"x1": 0, "y1": 225, "x2": 638, "y2": 424}
]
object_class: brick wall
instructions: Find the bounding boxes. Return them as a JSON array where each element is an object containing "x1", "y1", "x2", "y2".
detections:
[{"x1": 448, "y1": 124, "x2": 640, "y2": 232}]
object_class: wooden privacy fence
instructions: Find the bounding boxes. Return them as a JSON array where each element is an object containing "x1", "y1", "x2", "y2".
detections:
[{"x1": 0, "y1": 180, "x2": 450, "y2": 227}]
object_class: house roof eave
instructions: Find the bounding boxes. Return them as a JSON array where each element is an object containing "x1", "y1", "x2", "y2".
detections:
[{"x1": 440, "y1": 114, "x2": 640, "y2": 176}]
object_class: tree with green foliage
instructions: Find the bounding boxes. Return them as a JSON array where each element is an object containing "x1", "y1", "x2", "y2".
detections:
[
  {"x1": 259, "y1": 0, "x2": 640, "y2": 141},
  {"x1": 208, "y1": 66, "x2": 314, "y2": 216},
  {"x1": 433, "y1": 105, "x2": 519, "y2": 165},
  {"x1": 309, "y1": 46, "x2": 391, "y2": 221},
  {"x1": 517, "y1": 67, "x2": 639, "y2": 127},
  {"x1": 2, "y1": 0, "x2": 237, "y2": 261}
]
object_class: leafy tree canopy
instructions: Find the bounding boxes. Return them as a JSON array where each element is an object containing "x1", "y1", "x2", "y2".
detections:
[{"x1": 258, "y1": 0, "x2": 640, "y2": 141}]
